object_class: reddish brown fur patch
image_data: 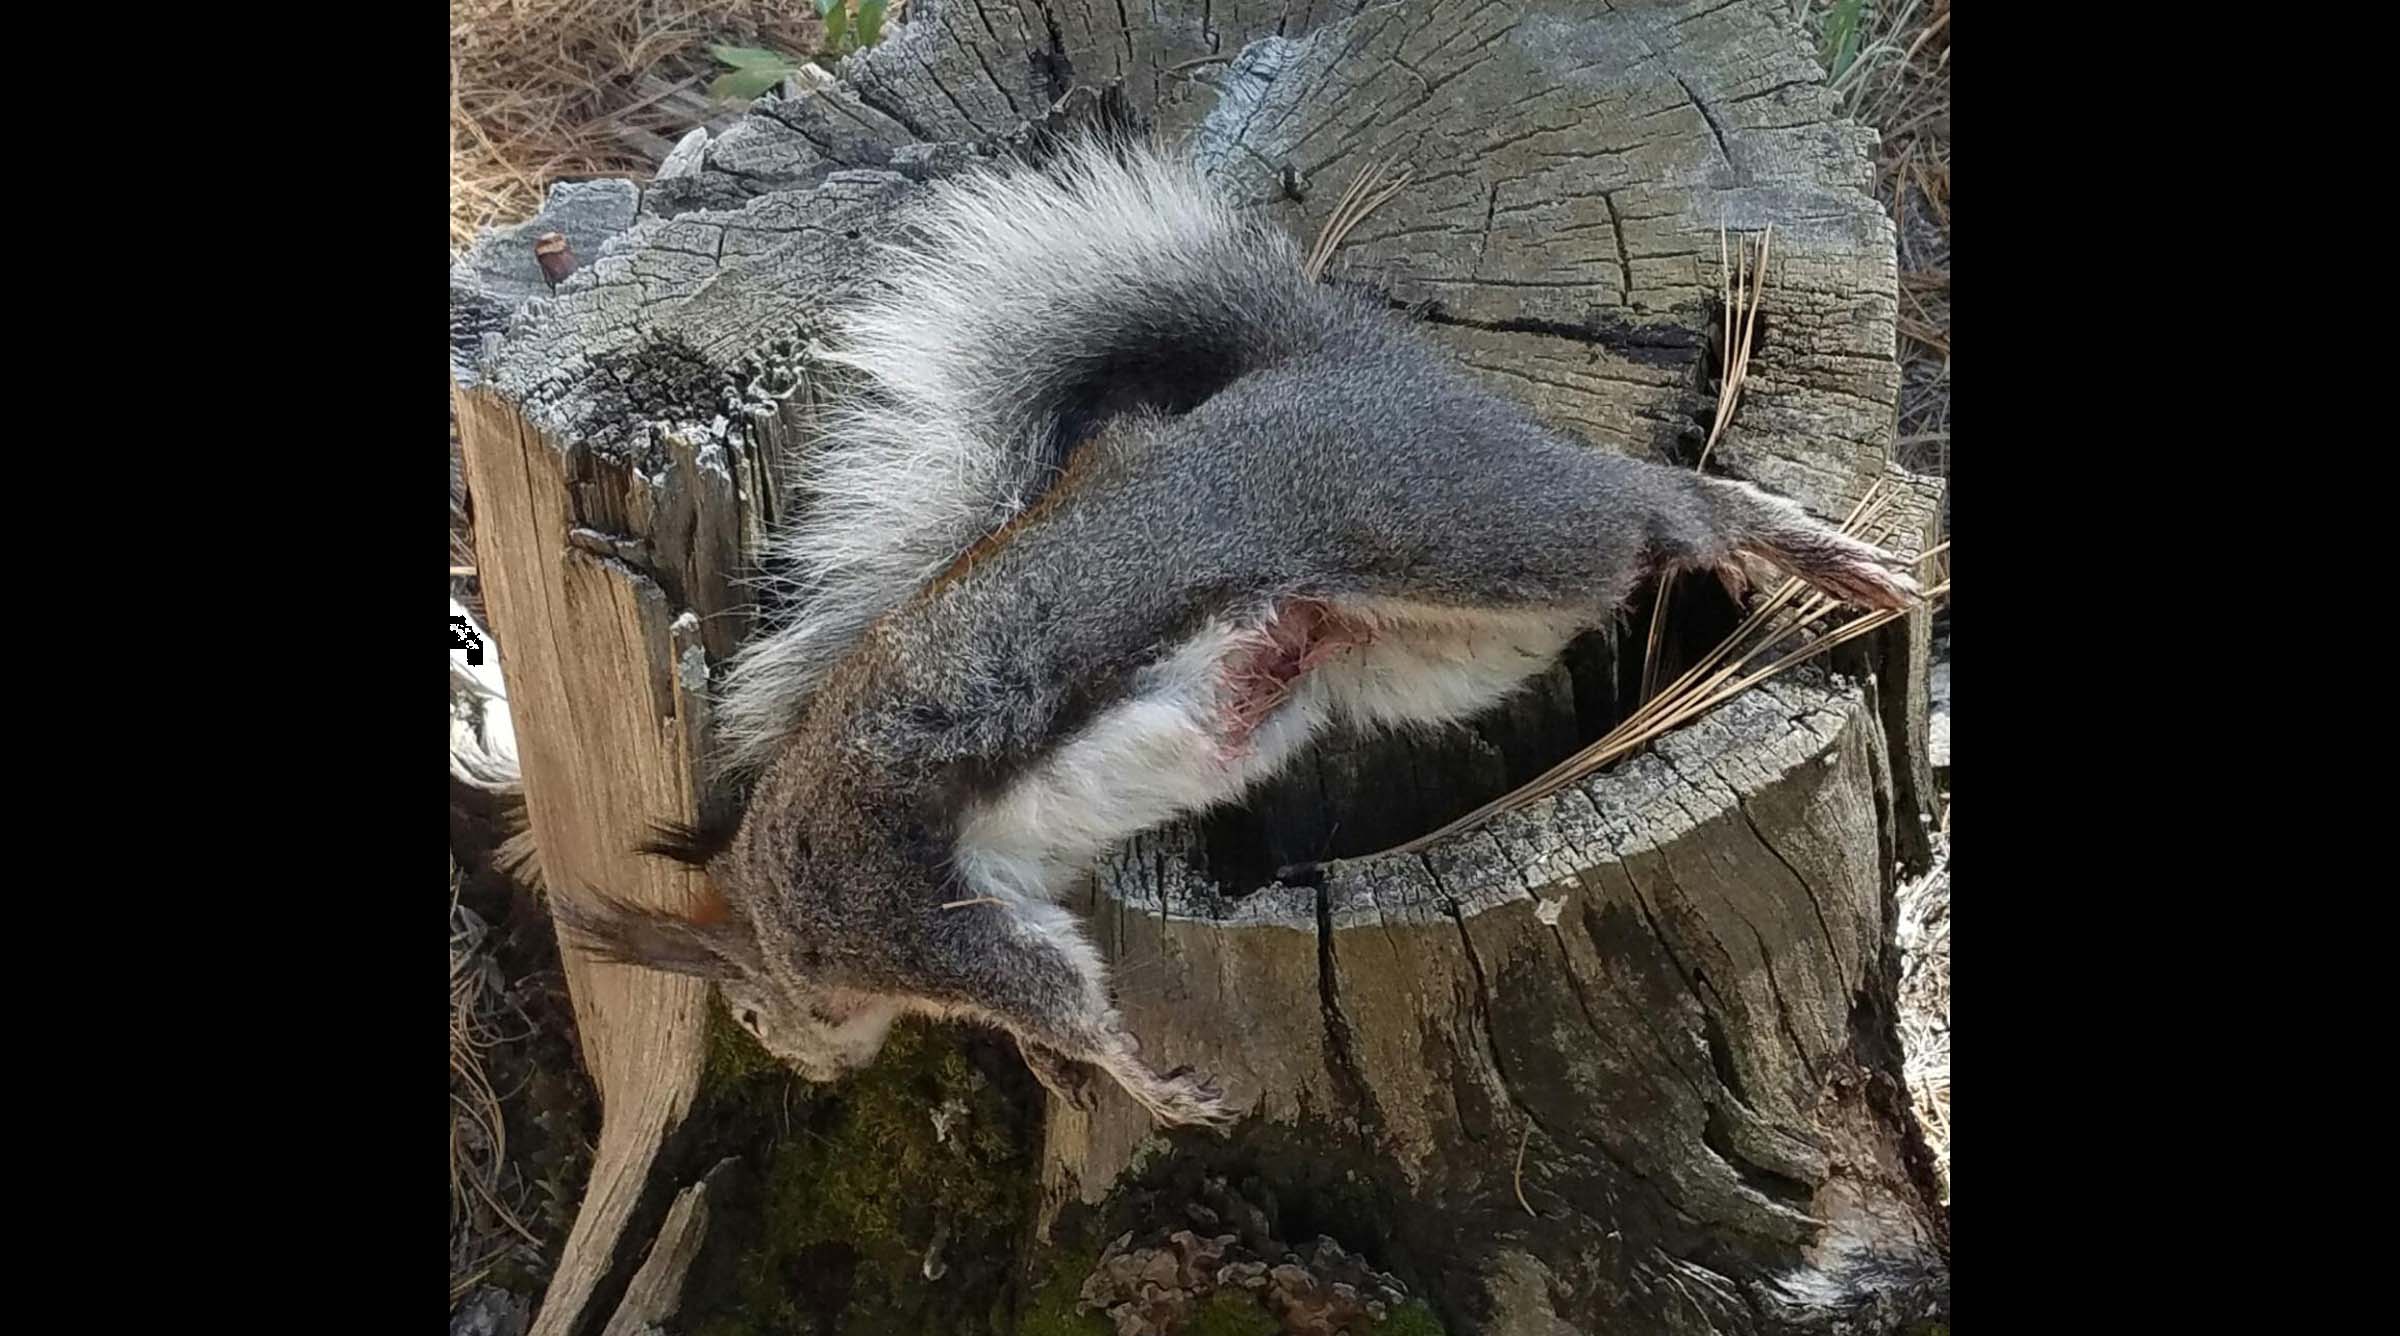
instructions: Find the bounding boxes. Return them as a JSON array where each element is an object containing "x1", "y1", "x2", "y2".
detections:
[{"x1": 682, "y1": 883, "x2": 733, "y2": 926}]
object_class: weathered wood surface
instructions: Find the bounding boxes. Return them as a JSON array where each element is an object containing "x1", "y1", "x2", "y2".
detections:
[
  {"x1": 447, "y1": 1, "x2": 1948, "y2": 1332},
  {"x1": 452, "y1": 386, "x2": 727, "y2": 1336},
  {"x1": 600, "y1": 1158, "x2": 739, "y2": 1336},
  {"x1": 1051, "y1": 674, "x2": 1945, "y2": 1332}
]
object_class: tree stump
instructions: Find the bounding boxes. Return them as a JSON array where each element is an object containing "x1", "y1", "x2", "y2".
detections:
[{"x1": 448, "y1": 2, "x2": 1949, "y2": 1332}]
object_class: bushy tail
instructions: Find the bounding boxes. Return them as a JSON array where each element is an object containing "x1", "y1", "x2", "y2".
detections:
[{"x1": 713, "y1": 137, "x2": 1327, "y2": 778}]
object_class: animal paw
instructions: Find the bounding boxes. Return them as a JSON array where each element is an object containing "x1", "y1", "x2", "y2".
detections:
[
  {"x1": 1744, "y1": 529, "x2": 1923, "y2": 614},
  {"x1": 1020, "y1": 1039, "x2": 1101, "y2": 1112},
  {"x1": 1078, "y1": 1030, "x2": 1240, "y2": 1129},
  {"x1": 1804, "y1": 534, "x2": 1922, "y2": 612},
  {"x1": 1135, "y1": 1064, "x2": 1237, "y2": 1130},
  {"x1": 1724, "y1": 483, "x2": 1927, "y2": 614}
]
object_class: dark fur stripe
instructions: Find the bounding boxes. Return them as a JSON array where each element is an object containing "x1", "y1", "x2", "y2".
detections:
[{"x1": 634, "y1": 806, "x2": 743, "y2": 867}]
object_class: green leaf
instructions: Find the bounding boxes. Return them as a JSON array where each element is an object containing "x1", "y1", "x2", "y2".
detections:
[
  {"x1": 814, "y1": 0, "x2": 841, "y2": 17},
  {"x1": 711, "y1": 67, "x2": 790, "y2": 103},
  {"x1": 856, "y1": 0, "x2": 887, "y2": 46},
  {"x1": 1833, "y1": 30, "x2": 1862, "y2": 81},
  {"x1": 1820, "y1": 0, "x2": 1865, "y2": 82},
  {"x1": 710, "y1": 44, "x2": 791, "y2": 70},
  {"x1": 821, "y1": 1, "x2": 848, "y2": 50}
]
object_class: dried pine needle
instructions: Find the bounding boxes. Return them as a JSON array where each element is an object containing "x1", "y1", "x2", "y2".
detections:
[
  {"x1": 1366, "y1": 481, "x2": 1949, "y2": 861},
  {"x1": 1641, "y1": 222, "x2": 1775, "y2": 702},
  {"x1": 1303, "y1": 158, "x2": 1413, "y2": 283}
]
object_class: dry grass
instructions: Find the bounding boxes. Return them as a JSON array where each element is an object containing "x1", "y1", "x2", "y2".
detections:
[
  {"x1": 448, "y1": 0, "x2": 822, "y2": 249},
  {"x1": 1811, "y1": 0, "x2": 1951, "y2": 474},
  {"x1": 450, "y1": 863, "x2": 541, "y2": 1302}
]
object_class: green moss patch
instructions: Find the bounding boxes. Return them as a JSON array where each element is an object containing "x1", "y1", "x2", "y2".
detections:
[{"x1": 683, "y1": 1012, "x2": 1041, "y2": 1335}]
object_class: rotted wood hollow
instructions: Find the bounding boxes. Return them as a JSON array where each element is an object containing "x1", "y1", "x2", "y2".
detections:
[{"x1": 1047, "y1": 673, "x2": 1946, "y2": 1332}]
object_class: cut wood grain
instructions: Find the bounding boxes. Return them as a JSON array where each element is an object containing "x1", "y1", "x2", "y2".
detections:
[{"x1": 452, "y1": 386, "x2": 718, "y2": 1336}]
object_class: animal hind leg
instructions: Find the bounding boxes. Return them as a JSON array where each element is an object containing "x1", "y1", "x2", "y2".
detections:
[
  {"x1": 912, "y1": 897, "x2": 1238, "y2": 1128},
  {"x1": 1312, "y1": 440, "x2": 1920, "y2": 617}
]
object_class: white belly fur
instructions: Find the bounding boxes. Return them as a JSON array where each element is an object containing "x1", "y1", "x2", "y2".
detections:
[{"x1": 951, "y1": 601, "x2": 1586, "y2": 917}]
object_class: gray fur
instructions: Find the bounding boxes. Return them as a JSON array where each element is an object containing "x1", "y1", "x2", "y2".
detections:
[
  {"x1": 571, "y1": 138, "x2": 1919, "y2": 1127},
  {"x1": 712, "y1": 140, "x2": 1315, "y2": 780}
]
